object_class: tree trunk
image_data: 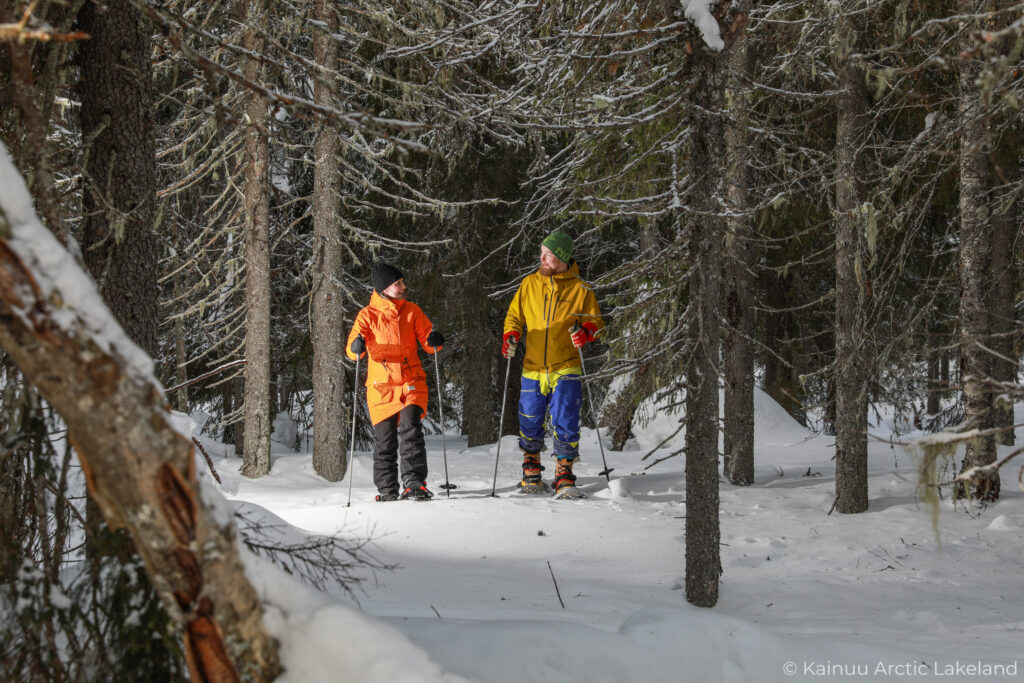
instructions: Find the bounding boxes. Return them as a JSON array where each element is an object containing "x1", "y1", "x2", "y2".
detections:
[
  {"x1": 0, "y1": 144, "x2": 281, "y2": 682},
  {"x1": 310, "y1": 0, "x2": 347, "y2": 481},
  {"x1": 957, "y1": 24, "x2": 999, "y2": 500},
  {"x1": 683, "y1": 38, "x2": 727, "y2": 610},
  {"x1": 722, "y1": 28, "x2": 756, "y2": 487},
  {"x1": 233, "y1": 373, "x2": 246, "y2": 458},
  {"x1": 832, "y1": 2, "x2": 870, "y2": 514},
  {"x1": 462, "y1": 291, "x2": 500, "y2": 447},
  {"x1": 75, "y1": 5, "x2": 184, "y2": 674},
  {"x1": 240, "y1": 0, "x2": 272, "y2": 479},
  {"x1": 0, "y1": 5, "x2": 67, "y2": 243},
  {"x1": 926, "y1": 327, "x2": 942, "y2": 419},
  {"x1": 762, "y1": 274, "x2": 804, "y2": 424},
  {"x1": 174, "y1": 255, "x2": 190, "y2": 413},
  {"x1": 77, "y1": 0, "x2": 160, "y2": 358},
  {"x1": 988, "y1": 178, "x2": 1017, "y2": 445},
  {"x1": 602, "y1": 362, "x2": 653, "y2": 451}
]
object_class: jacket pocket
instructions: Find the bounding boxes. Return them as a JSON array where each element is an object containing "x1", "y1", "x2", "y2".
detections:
[{"x1": 370, "y1": 384, "x2": 395, "y2": 406}]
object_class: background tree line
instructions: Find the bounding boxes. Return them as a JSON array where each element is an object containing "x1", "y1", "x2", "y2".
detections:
[{"x1": 1, "y1": 0, "x2": 1022, "y2": 678}]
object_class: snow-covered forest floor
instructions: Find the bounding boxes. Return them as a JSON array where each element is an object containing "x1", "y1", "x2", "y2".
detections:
[{"x1": 201, "y1": 389, "x2": 1024, "y2": 682}]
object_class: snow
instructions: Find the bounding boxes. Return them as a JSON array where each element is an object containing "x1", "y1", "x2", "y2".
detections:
[
  {"x1": 194, "y1": 388, "x2": 1024, "y2": 682},
  {"x1": 633, "y1": 386, "x2": 819, "y2": 459},
  {"x1": 241, "y1": 550, "x2": 465, "y2": 683},
  {"x1": 682, "y1": 0, "x2": 724, "y2": 51},
  {"x1": 168, "y1": 410, "x2": 197, "y2": 440}
]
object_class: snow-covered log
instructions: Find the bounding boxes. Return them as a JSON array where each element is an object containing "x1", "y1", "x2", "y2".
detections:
[{"x1": 0, "y1": 143, "x2": 280, "y2": 682}]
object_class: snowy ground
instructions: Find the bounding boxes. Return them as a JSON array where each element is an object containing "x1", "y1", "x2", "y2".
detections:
[{"x1": 202, "y1": 389, "x2": 1024, "y2": 683}]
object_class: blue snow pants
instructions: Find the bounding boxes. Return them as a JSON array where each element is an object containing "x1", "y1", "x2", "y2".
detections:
[{"x1": 517, "y1": 368, "x2": 583, "y2": 460}]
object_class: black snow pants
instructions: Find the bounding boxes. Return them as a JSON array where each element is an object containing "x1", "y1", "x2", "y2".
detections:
[{"x1": 372, "y1": 405, "x2": 427, "y2": 494}]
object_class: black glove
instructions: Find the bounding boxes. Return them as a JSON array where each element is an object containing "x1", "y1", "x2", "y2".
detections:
[
  {"x1": 427, "y1": 330, "x2": 445, "y2": 348},
  {"x1": 350, "y1": 335, "x2": 366, "y2": 356}
]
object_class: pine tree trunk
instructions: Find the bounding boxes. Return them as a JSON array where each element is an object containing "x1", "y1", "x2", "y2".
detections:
[
  {"x1": 462, "y1": 289, "x2": 500, "y2": 447},
  {"x1": 722, "y1": 30, "x2": 756, "y2": 487},
  {"x1": 0, "y1": 5, "x2": 67, "y2": 243},
  {"x1": 233, "y1": 373, "x2": 246, "y2": 457},
  {"x1": 832, "y1": 2, "x2": 870, "y2": 514},
  {"x1": 957, "y1": 33, "x2": 999, "y2": 500},
  {"x1": 240, "y1": 0, "x2": 272, "y2": 479},
  {"x1": 684, "y1": 42, "x2": 726, "y2": 610},
  {"x1": 763, "y1": 275, "x2": 804, "y2": 424},
  {"x1": 926, "y1": 326, "x2": 942, "y2": 419},
  {"x1": 602, "y1": 362, "x2": 653, "y2": 452},
  {"x1": 75, "y1": 5, "x2": 184, "y2": 674},
  {"x1": 78, "y1": 0, "x2": 160, "y2": 358},
  {"x1": 310, "y1": 0, "x2": 347, "y2": 481},
  {"x1": 173, "y1": 254, "x2": 190, "y2": 413},
  {"x1": 988, "y1": 182, "x2": 1017, "y2": 445}
]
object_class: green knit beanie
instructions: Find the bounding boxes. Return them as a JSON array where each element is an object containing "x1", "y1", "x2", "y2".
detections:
[{"x1": 541, "y1": 231, "x2": 573, "y2": 264}]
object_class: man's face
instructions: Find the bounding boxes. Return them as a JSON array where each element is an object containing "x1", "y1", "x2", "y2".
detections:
[
  {"x1": 539, "y1": 245, "x2": 567, "y2": 276},
  {"x1": 382, "y1": 278, "x2": 407, "y2": 299}
]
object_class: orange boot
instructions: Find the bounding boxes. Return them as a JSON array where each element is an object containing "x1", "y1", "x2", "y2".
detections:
[
  {"x1": 553, "y1": 458, "x2": 584, "y2": 499},
  {"x1": 518, "y1": 452, "x2": 549, "y2": 494}
]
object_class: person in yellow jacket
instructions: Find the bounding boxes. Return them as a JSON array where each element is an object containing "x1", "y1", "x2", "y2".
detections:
[
  {"x1": 502, "y1": 231, "x2": 604, "y2": 494},
  {"x1": 347, "y1": 262, "x2": 444, "y2": 501}
]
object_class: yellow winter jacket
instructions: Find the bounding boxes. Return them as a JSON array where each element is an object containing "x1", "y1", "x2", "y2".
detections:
[{"x1": 503, "y1": 261, "x2": 604, "y2": 374}]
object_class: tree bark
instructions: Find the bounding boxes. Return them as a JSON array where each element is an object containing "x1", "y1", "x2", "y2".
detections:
[
  {"x1": 762, "y1": 274, "x2": 805, "y2": 425},
  {"x1": 75, "y1": 5, "x2": 184, "y2": 673},
  {"x1": 462, "y1": 289, "x2": 501, "y2": 447},
  {"x1": 988, "y1": 178, "x2": 1017, "y2": 445},
  {"x1": 77, "y1": 0, "x2": 160, "y2": 358},
  {"x1": 240, "y1": 0, "x2": 272, "y2": 479},
  {"x1": 0, "y1": 4, "x2": 67, "y2": 243},
  {"x1": 722, "y1": 27, "x2": 756, "y2": 487},
  {"x1": 926, "y1": 325, "x2": 942, "y2": 419},
  {"x1": 602, "y1": 362, "x2": 653, "y2": 451},
  {"x1": 957, "y1": 21, "x2": 999, "y2": 500},
  {"x1": 683, "y1": 32, "x2": 728, "y2": 609},
  {"x1": 0, "y1": 144, "x2": 281, "y2": 682},
  {"x1": 832, "y1": 2, "x2": 870, "y2": 514},
  {"x1": 309, "y1": 0, "x2": 347, "y2": 481},
  {"x1": 174, "y1": 254, "x2": 190, "y2": 413}
]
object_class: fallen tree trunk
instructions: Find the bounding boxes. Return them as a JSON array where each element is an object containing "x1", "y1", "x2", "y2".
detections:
[{"x1": 0, "y1": 144, "x2": 280, "y2": 682}]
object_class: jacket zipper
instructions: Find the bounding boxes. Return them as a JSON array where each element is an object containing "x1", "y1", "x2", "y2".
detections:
[
  {"x1": 544, "y1": 275, "x2": 558, "y2": 382},
  {"x1": 542, "y1": 290, "x2": 549, "y2": 370}
]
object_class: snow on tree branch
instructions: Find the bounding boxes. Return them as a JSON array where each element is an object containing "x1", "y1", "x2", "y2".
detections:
[{"x1": 683, "y1": 0, "x2": 725, "y2": 51}]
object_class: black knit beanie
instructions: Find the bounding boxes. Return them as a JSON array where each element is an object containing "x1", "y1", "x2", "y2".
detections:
[{"x1": 371, "y1": 262, "x2": 403, "y2": 293}]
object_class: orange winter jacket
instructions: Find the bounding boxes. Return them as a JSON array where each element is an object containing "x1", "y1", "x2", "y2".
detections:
[{"x1": 346, "y1": 291, "x2": 439, "y2": 425}]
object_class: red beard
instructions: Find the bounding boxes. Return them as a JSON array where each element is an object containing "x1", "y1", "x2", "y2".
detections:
[{"x1": 539, "y1": 264, "x2": 557, "y2": 277}]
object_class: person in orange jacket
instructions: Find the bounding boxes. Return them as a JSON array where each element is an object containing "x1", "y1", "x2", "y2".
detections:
[
  {"x1": 347, "y1": 262, "x2": 444, "y2": 501},
  {"x1": 502, "y1": 231, "x2": 603, "y2": 495}
]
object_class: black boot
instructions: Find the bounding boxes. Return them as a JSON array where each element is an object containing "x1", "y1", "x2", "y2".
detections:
[{"x1": 400, "y1": 481, "x2": 434, "y2": 501}]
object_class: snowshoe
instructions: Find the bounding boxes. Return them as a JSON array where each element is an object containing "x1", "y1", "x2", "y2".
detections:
[
  {"x1": 375, "y1": 492, "x2": 399, "y2": 502},
  {"x1": 552, "y1": 463, "x2": 585, "y2": 499},
  {"x1": 400, "y1": 483, "x2": 434, "y2": 501},
  {"x1": 518, "y1": 453, "x2": 549, "y2": 494},
  {"x1": 518, "y1": 479, "x2": 550, "y2": 494},
  {"x1": 552, "y1": 485, "x2": 586, "y2": 500}
]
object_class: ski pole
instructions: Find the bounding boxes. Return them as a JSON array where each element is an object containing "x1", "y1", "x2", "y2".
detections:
[
  {"x1": 572, "y1": 323, "x2": 614, "y2": 481},
  {"x1": 490, "y1": 354, "x2": 513, "y2": 497},
  {"x1": 434, "y1": 349, "x2": 454, "y2": 496},
  {"x1": 346, "y1": 354, "x2": 360, "y2": 508}
]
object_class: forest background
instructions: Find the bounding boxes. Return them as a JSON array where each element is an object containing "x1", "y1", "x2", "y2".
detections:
[{"x1": 1, "y1": 0, "x2": 1023, "y2": 680}]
